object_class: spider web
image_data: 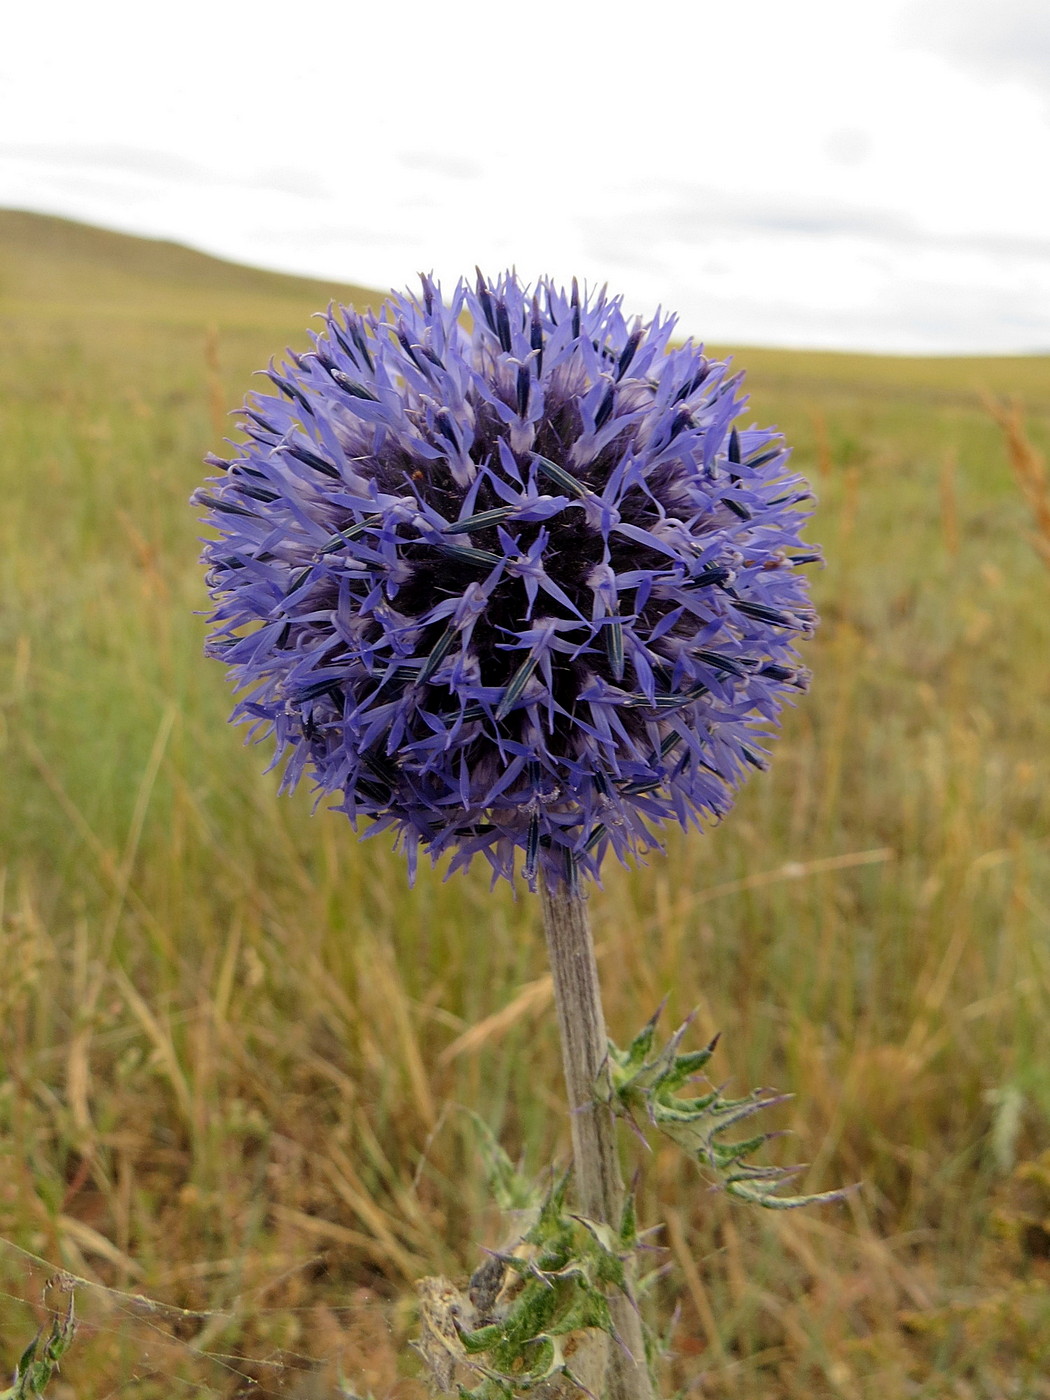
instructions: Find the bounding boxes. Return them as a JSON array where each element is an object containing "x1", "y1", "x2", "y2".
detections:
[{"x1": 0, "y1": 1235, "x2": 425, "y2": 1400}]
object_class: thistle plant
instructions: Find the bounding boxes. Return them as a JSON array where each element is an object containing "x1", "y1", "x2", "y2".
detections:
[{"x1": 194, "y1": 272, "x2": 821, "y2": 1397}]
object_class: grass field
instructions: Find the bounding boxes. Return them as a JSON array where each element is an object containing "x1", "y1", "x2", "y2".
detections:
[{"x1": 1, "y1": 208, "x2": 1049, "y2": 1400}]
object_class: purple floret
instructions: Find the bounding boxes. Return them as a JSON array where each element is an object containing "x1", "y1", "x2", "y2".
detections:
[{"x1": 193, "y1": 271, "x2": 818, "y2": 889}]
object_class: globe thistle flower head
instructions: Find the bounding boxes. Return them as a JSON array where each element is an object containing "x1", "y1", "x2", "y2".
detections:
[{"x1": 194, "y1": 272, "x2": 818, "y2": 889}]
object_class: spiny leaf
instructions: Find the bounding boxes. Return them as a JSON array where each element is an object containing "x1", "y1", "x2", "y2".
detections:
[{"x1": 607, "y1": 1007, "x2": 853, "y2": 1210}]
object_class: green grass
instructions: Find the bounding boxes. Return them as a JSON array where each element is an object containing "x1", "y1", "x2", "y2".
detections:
[{"x1": 1, "y1": 208, "x2": 1049, "y2": 1399}]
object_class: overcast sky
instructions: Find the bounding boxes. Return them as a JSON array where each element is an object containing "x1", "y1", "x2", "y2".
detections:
[{"x1": 3, "y1": 0, "x2": 1049, "y2": 353}]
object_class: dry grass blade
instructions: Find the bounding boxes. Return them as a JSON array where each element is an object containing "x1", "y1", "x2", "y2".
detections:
[
  {"x1": 985, "y1": 395, "x2": 1050, "y2": 572},
  {"x1": 438, "y1": 973, "x2": 553, "y2": 1065}
]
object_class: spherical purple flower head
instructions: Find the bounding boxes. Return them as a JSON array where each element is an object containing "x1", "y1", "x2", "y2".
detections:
[{"x1": 194, "y1": 272, "x2": 818, "y2": 890}]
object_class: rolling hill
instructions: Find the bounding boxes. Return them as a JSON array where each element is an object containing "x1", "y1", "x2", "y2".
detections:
[{"x1": 0, "y1": 207, "x2": 381, "y2": 330}]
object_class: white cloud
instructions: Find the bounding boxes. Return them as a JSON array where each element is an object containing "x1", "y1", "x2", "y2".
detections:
[
  {"x1": 1, "y1": 0, "x2": 1048, "y2": 351},
  {"x1": 899, "y1": 0, "x2": 1050, "y2": 96}
]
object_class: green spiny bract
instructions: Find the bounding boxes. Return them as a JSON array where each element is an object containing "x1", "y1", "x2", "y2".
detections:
[{"x1": 605, "y1": 1005, "x2": 854, "y2": 1210}]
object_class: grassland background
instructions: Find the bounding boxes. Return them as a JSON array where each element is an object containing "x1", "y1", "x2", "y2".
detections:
[{"x1": 1, "y1": 209, "x2": 1049, "y2": 1400}]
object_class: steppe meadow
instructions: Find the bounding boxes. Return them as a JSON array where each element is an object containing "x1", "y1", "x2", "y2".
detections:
[{"x1": 1, "y1": 208, "x2": 1048, "y2": 1398}]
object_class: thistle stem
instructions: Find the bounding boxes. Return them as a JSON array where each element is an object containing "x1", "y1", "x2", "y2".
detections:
[{"x1": 540, "y1": 873, "x2": 654, "y2": 1400}]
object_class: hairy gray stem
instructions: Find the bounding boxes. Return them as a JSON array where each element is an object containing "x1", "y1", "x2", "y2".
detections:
[{"x1": 540, "y1": 873, "x2": 655, "y2": 1400}]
